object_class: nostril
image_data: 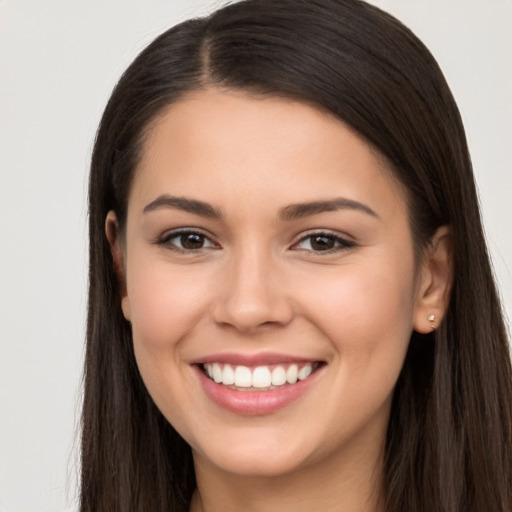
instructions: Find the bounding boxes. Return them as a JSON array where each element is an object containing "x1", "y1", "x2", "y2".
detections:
[{"x1": 211, "y1": 296, "x2": 294, "y2": 332}]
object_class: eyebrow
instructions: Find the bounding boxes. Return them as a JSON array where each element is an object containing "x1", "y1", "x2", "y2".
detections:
[
  {"x1": 143, "y1": 195, "x2": 379, "y2": 220},
  {"x1": 279, "y1": 198, "x2": 379, "y2": 221},
  {"x1": 143, "y1": 195, "x2": 223, "y2": 218}
]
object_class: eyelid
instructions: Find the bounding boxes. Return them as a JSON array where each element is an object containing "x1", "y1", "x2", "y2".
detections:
[
  {"x1": 291, "y1": 230, "x2": 356, "y2": 253},
  {"x1": 156, "y1": 227, "x2": 219, "y2": 252},
  {"x1": 154, "y1": 227, "x2": 356, "y2": 254}
]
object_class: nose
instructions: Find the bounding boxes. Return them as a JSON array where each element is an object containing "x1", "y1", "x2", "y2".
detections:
[{"x1": 211, "y1": 245, "x2": 294, "y2": 333}]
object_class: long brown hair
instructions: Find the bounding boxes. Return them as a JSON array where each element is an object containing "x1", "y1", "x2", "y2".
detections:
[{"x1": 82, "y1": 1, "x2": 512, "y2": 510}]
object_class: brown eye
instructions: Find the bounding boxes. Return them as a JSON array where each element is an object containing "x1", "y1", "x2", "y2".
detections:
[
  {"x1": 180, "y1": 233, "x2": 206, "y2": 249},
  {"x1": 310, "y1": 235, "x2": 336, "y2": 251},
  {"x1": 293, "y1": 232, "x2": 355, "y2": 253},
  {"x1": 159, "y1": 230, "x2": 216, "y2": 252}
]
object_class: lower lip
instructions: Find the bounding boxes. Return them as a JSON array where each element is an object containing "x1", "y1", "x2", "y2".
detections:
[{"x1": 193, "y1": 365, "x2": 323, "y2": 415}]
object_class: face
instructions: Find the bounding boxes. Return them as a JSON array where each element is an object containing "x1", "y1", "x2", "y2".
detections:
[{"x1": 112, "y1": 89, "x2": 430, "y2": 479}]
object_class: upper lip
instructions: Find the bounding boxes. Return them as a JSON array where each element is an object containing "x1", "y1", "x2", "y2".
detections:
[{"x1": 190, "y1": 352, "x2": 323, "y2": 366}]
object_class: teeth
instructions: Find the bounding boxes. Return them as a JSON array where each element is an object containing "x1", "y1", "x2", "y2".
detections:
[
  {"x1": 252, "y1": 366, "x2": 272, "y2": 388},
  {"x1": 212, "y1": 363, "x2": 223, "y2": 383},
  {"x1": 203, "y1": 362, "x2": 316, "y2": 389},
  {"x1": 286, "y1": 364, "x2": 298, "y2": 384},
  {"x1": 234, "y1": 365, "x2": 252, "y2": 387},
  {"x1": 298, "y1": 364, "x2": 313, "y2": 381},
  {"x1": 222, "y1": 364, "x2": 235, "y2": 385},
  {"x1": 271, "y1": 366, "x2": 287, "y2": 386}
]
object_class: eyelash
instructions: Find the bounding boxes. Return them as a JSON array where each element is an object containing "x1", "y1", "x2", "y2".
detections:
[
  {"x1": 156, "y1": 229, "x2": 218, "y2": 254},
  {"x1": 292, "y1": 231, "x2": 356, "y2": 254},
  {"x1": 156, "y1": 229, "x2": 356, "y2": 255}
]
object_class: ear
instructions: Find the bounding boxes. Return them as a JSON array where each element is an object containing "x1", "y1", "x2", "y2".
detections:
[
  {"x1": 413, "y1": 226, "x2": 453, "y2": 333},
  {"x1": 105, "y1": 211, "x2": 131, "y2": 321}
]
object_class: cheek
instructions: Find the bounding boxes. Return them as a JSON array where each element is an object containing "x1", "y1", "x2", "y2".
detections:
[
  {"x1": 342, "y1": 268, "x2": 415, "y2": 338},
  {"x1": 124, "y1": 257, "x2": 213, "y2": 430},
  {"x1": 295, "y1": 255, "x2": 417, "y2": 368},
  {"x1": 126, "y1": 257, "x2": 213, "y2": 351},
  {"x1": 311, "y1": 261, "x2": 412, "y2": 312},
  {"x1": 306, "y1": 263, "x2": 416, "y2": 431}
]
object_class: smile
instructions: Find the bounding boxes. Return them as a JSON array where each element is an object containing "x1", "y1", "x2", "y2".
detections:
[
  {"x1": 194, "y1": 357, "x2": 325, "y2": 415},
  {"x1": 202, "y1": 362, "x2": 320, "y2": 390}
]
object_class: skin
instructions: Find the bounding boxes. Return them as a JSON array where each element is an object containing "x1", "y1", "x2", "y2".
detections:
[{"x1": 107, "y1": 89, "x2": 452, "y2": 511}]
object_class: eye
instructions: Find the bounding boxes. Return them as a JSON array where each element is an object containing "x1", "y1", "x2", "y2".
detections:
[
  {"x1": 158, "y1": 229, "x2": 217, "y2": 252},
  {"x1": 293, "y1": 232, "x2": 355, "y2": 253}
]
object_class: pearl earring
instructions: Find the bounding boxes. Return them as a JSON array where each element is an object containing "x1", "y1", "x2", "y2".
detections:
[{"x1": 428, "y1": 314, "x2": 436, "y2": 331}]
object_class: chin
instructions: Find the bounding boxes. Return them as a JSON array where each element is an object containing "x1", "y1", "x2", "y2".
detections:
[
  {"x1": 205, "y1": 449, "x2": 309, "y2": 478},
  {"x1": 191, "y1": 426, "x2": 318, "y2": 478}
]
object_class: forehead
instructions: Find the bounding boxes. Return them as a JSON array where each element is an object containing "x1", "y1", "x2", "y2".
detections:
[{"x1": 129, "y1": 88, "x2": 407, "y2": 220}]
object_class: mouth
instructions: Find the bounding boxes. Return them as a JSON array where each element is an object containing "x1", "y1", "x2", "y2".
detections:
[
  {"x1": 199, "y1": 361, "x2": 323, "y2": 391},
  {"x1": 192, "y1": 353, "x2": 326, "y2": 414}
]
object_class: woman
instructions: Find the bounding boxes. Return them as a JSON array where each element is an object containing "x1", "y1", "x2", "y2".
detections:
[{"x1": 81, "y1": 0, "x2": 512, "y2": 510}]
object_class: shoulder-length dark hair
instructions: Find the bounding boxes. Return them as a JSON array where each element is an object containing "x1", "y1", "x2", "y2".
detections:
[{"x1": 82, "y1": 0, "x2": 512, "y2": 510}]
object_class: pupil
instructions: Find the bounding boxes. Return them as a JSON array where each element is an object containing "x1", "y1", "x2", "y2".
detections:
[
  {"x1": 311, "y1": 236, "x2": 334, "y2": 251},
  {"x1": 181, "y1": 233, "x2": 204, "y2": 249}
]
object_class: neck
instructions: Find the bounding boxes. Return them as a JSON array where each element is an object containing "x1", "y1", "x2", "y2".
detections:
[{"x1": 189, "y1": 439, "x2": 386, "y2": 512}]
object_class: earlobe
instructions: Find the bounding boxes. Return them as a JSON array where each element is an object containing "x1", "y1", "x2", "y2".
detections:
[
  {"x1": 413, "y1": 226, "x2": 453, "y2": 334},
  {"x1": 105, "y1": 211, "x2": 131, "y2": 321},
  {"x1": 121, "y1": 296, "x2": 131, "y2": 322}
]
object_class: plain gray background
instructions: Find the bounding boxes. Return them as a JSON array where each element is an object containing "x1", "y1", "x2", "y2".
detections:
[{"x1": 1, "y1": 1, "x2": 511, "y2": 511}]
